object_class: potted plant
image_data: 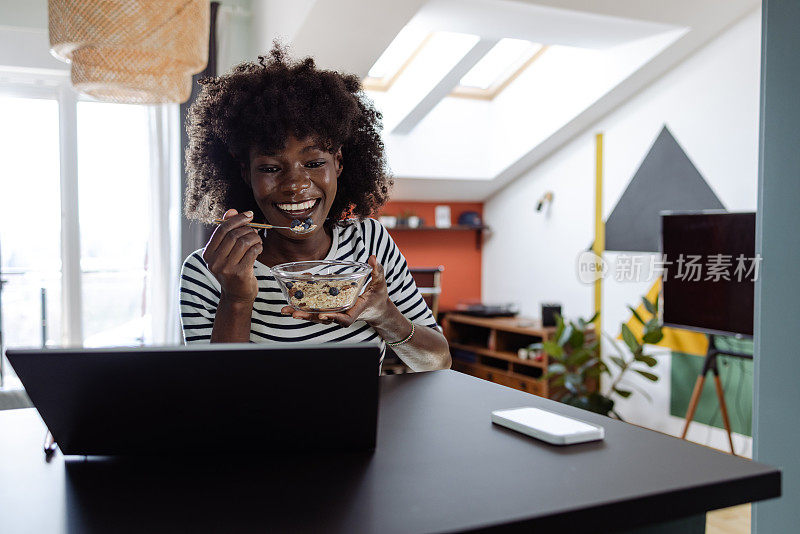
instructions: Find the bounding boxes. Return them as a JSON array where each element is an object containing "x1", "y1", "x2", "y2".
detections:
[{"x1": 528, "y1": 294, "x2": 664, "y2": 419}]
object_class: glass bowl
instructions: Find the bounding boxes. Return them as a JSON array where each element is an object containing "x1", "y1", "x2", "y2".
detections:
[{"x1": 271, "y1": 260, "x2": 372, "y2": 313}]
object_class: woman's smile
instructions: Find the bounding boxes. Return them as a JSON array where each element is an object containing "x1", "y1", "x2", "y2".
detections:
[
  {"x1": 247, "y1": 135, "x2": 341, "y2": 240},
  {"x1": 273, "y1": 197, "x2": 321, "y2": 220}
]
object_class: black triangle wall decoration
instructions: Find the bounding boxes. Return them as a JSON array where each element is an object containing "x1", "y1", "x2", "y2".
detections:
[{"x1": 604, "y1": 126, "x2": 725, "y2": 252}]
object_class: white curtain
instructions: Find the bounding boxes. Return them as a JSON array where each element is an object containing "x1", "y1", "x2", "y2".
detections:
[{"x1": 146, "y1": 104, "x2": 181, "y2": 345}]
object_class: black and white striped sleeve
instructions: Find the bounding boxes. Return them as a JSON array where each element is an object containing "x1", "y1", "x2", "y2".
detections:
[
  {"x1": 362, "y1": 219, "x2": 440, "y2": 331},
  {"x1": 179, "y1": 250, "x2": 220, "y2": 344}
]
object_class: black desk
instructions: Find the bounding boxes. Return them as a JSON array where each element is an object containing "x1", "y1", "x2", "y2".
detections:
[{"x1": 0, "y1": 370, "x2": 780, "y2": 533}]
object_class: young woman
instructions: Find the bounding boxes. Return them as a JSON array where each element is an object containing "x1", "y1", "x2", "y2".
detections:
[{"x1": 180, "y1": 47, "x2": 451, "y2": 372}]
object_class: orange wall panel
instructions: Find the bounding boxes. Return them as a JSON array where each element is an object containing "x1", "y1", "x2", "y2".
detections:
[{"x1": 378, "y1": 201, "x2": 483, "y2": 311}]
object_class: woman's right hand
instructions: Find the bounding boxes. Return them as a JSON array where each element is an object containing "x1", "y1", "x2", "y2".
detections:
[{"x1": 202, "y1": 208, "x2": 263, "y2": 304}]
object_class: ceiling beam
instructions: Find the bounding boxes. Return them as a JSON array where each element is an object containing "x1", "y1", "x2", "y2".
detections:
[{"x1": 391, "y1": 38, "x2": 498, "y2": 135}]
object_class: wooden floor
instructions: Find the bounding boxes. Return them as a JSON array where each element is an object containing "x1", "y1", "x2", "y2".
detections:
[{"x1": 707, "y1": 503, "x2": 750, "y2": 534}]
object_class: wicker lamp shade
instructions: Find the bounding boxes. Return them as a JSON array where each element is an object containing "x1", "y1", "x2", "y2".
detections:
[{"x1": 48, "y1": 0, "x2": 210, "y2": 104}]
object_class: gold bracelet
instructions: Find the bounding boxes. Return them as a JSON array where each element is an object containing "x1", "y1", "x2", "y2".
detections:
[{"x1": 386, "y1": 322, "x2": 415, "y2": 347}]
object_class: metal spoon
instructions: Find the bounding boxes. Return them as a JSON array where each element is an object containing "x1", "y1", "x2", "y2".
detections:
[{"x1": 212, "y1": 219, "x2": 317, "y2": 234}]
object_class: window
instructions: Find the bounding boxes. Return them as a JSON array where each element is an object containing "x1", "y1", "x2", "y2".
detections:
[
  {"x1": 451, "y1": 39, "x2": 547, "y2": 100},
  {"x1": 77, "y1": 101, "x2": 151, "y2": 347},
  {"x1": 0, "y1": 96, "x2": 63, "y2": 357},
  {"x1": 0, "y1": 79, "x2": 154, "y2": 387},
  {"x1": 363, "y1": 30, "x2": 547, "y2": 101},
  {"x1": 362, "y1": 27, "x2": 430, "y2": 92}
]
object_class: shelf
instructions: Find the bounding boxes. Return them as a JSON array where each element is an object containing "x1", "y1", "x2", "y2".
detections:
[
  {"x1": 445, "y1": 314, "x2": 556, "y2": 338},
  {"x1": 386, "y1": 225, "x2": 489, "y2": 231},
  {"x1": 444, "y1": 314, "x2": 596, "y2": 399},
  {"x1": 386, "y1": 225, "x2": 489, "y2": 250},
  {"x1": 449, "y1": 342, "x2": 546, "y2": 370}
]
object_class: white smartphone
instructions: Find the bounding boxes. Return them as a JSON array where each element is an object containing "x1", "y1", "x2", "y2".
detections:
[{"x1": 491, "y1": 406, "x2": 605, "y2": 445}]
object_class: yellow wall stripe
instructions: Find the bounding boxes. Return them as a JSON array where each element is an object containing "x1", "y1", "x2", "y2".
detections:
[{"x1": 594, "y1": 133, "x2": 604, "y2": 341}]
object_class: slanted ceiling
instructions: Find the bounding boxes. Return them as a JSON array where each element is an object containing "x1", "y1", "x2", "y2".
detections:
[{"x1": 252, "y1": 0, "x2": 759, "y2": 201}]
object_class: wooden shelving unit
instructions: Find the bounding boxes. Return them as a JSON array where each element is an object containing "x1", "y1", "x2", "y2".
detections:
[
  {"x1": 443, "y1": 314, "x2": 594, "y2": 399},
  {"x1": 388, "y1": 225, "x2": 489, "y2": 231},
  {"x1": 386, "y1": 225, "x2": 489, "y2": 250}
]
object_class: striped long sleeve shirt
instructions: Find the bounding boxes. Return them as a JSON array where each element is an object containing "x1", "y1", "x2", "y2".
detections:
[{"x1": 179, "y1": 218, "x2": 440, "y2": 368}]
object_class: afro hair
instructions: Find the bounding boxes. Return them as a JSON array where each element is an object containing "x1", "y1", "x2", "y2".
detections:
[{"x1": 183, "y1": 44, "x2": 392, "y2": 226}]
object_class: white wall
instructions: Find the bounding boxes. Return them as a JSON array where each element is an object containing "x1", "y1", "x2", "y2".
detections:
[
  {"x1": 0, "y1": 0, "x2": 47, "y2": 28},
  {"x1": 488, "y1": 29, "x2": 685, "y2": 175},
  {"x1": 483, "y1": 8, "x2": 761, "y2": 454},
  {"x1": 0, "y1": 0, "x2": 69, "y2": 74},
  {"x1": 249, "y1": 0, "x2": 316, "y2": 57}
]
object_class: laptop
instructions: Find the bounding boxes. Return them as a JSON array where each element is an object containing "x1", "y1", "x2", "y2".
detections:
[{"x1": 6, "y1": 342, "x2": 380, "y2": 456}]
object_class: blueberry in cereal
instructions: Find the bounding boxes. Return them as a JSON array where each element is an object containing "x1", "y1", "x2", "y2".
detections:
[{"x1": 285, "y1": 278, "x2": 360, "y2": 312}]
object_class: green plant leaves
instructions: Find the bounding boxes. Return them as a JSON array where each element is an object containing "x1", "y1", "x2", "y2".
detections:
[
  {"x1": 564, "y1": 378, "x2": 579, "y2": 394},
  {"x1": 609, "y1": 355, "x2": 627, "y2": 369},
  {"x1": 628, "y1": 305, "x2": 646, "y2": 325},
  {"x1": 634, "y1": 369, "x2": 659, "y2": 382},
  {"x1": 542, "y1": 340, "x2": 564, "y2": 358},
  {"x1": 544, "y1": 297, "x2": 661, "y2": 413},
  {"x1": 621, "y1": 324, "x2": 641, "y2": 353},
  {"x1": 634, "y1": 354, "x2": 658, "y2": 367},
  {"x1": 545, "y1": 363, "x2": 566, "y2": 378},
  {"x1": 568, "y1": 326, "x2": 585, "y2": 349},
  {"x1": 576, "y1": 312, "x2": 598, "y2": 331},
  {"x1": 579, "y1": 357, "x2": 598, "y2": 372},
  {"x1": 566, "y1": 348, "x2": 591, "y2": 367},
  {"x1": 562, "y1": 392, "x2": 615, "y2": 416},
  {"x1": 642, "y1": 329, "x2": 664, "y2": 344},
  {"x1": 585, "y1": 364, "x2": 603, "y2": 378},
  {"x1": 554, "y1": 314, "x2": 565, "y2": 341},
  {"x1": 558, "y1": 324, "x2": 574, "y2": 347},
  {"x1": 613, "y1": 387, "x2": 633, "y2": 398},
  {"x1": 642, "y1": 296, "x2": 657, "y2": 315},
  {"x1": 589, "y1": 392, "x2": 615, "y2": 416}
]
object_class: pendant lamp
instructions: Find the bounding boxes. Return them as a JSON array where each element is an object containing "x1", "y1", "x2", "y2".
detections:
[{"x1": 48, "y1": 0, "x2": 209, "y2": 104}]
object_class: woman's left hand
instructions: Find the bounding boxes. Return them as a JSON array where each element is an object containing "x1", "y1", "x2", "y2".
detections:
[{"x1": 281, "y1": 255, "x2": 392, "y2": 327}]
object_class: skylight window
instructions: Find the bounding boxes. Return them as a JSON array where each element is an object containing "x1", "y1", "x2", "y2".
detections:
[
  {"x1": 363, "y1": 30, "x2": 546, "y2": 100},
  {"x1": 452, "y1": 39, "x2": 547, "y2": 99},
  {"x1": 460, "y1": 39, "x2": 539, "y2": 89},
  {"x1": 363, "y1": 27, "x2": 429, "y2": 91}
]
